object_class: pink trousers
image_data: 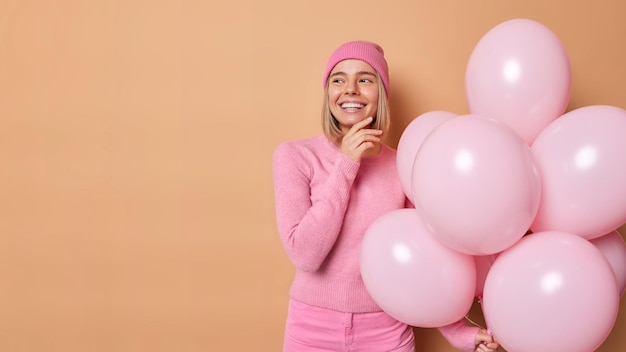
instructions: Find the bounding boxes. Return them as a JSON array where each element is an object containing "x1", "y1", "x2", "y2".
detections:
[{"x1": 283, "y1": 299, "x2": 415, "y2": 352}]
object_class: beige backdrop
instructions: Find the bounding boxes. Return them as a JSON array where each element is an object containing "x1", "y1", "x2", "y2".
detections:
[{"x1": 1, "y1": 0, "x2": 625, "y2": 351}]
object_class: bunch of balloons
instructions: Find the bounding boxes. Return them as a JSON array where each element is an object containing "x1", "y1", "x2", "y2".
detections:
[{"x1": 360, "y1": 18, "x2": 626, "y2": 352}]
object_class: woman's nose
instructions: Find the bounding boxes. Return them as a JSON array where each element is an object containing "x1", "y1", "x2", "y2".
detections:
[{"x1": 344, "y1": 83, "x2": 359, "y2": 94}]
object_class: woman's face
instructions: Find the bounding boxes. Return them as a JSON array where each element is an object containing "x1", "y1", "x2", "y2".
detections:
[{"x1": 327, "y1": 59, "x2": 380, "y2": 134}]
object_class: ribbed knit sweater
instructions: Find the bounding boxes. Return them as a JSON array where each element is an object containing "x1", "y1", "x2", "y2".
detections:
[{"x1": 272, "y1": 134, "x2": 479, "y2": 351}]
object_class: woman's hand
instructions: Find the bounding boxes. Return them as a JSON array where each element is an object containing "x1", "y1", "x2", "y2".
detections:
[
  {"x1": 475, "y1": 329, "x2": 499, "y2": 352},
  {"x1": 340, "y1": 117, "x2": 383, "y2": 162}
]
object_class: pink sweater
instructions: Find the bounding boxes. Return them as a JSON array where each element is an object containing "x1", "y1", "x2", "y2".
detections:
[{"x1": 272, "y1": 135, "x2": 479, "y2": 351}]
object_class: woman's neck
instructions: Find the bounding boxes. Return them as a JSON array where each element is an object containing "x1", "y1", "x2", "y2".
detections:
[{"x1": 362, "y1": 142, "x2": 382, "y2": 158}]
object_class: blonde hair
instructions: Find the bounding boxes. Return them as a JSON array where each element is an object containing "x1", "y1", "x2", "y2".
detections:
[{"x1": 321, "y1": 71, "x2": 390, "y2": 144}]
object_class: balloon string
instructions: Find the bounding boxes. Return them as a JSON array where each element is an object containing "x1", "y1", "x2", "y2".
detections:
[
  {"x1": 464, "y1": 295, "x2": 488, "y2": 331},
  {"x1": 464, "y1": 314, "x2": 486, "y2": 330}
]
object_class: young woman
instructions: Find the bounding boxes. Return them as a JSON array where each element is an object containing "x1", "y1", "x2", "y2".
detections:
[{"x1": 272, "y1": 40, "x2": 499, "y2": 352}]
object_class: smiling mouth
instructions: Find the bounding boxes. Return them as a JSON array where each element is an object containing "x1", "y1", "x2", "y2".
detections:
[{"x1": 341, "y1": 102, "x2": 365, "y2": 109}]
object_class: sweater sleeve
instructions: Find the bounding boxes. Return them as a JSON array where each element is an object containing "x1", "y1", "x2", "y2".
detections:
[
  {"x1": 272, "y1": 141, "x2": 359, "y2": 272},
  {"x1": 437, "y1": 320, "x2": 480, "y2": 352}
]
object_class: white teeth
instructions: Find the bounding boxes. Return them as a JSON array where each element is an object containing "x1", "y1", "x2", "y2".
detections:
[{"x1": 341, "y1": 103, "x2": 364, "y2": 109}]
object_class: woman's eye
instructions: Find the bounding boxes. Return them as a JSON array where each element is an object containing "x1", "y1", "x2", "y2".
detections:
[{"x1": 332, "y1": 79, "x2": 344, "y2": 84}]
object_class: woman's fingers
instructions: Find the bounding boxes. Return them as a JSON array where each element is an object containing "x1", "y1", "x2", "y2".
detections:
[
  {"x1": 345, "y1": 116, "x2": 374, "y2": 136},
  {"x1": 341, "y1": 117, "x2": 382, "y2": 162}
]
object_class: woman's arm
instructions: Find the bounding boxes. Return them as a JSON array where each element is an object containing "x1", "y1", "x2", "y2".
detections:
[
  {"x1": 437, "y1": 320, "x2": 499, "y2": 352},
  {"x1": 272, "y1": 142, "x2": 359, "y2": 271}
]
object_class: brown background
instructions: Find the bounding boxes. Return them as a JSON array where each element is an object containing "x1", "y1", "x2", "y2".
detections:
[{"x1": 1, "y1": 0, "x2": 625, "y2": 351}]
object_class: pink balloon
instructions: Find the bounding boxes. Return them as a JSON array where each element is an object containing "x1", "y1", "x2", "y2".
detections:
[
  {"x1": 360, "y1": 209, "x2": 476, "y2": 327},
  {"x1": 465, "y1": 18, "x2": 571, "y2": 145},
  {"x1": 397, "y1": 111, "x2": 458, "y2": 203},
  {"x1": 531, "y1": 105, "x2": 626, "y2": 239},
  {"x1": 483, "y1": 231, "x2": 619, "y2": 352},
  {"x1": 590, "y1": 230, "x2": 626, "y2": 296},
  {"x1": 411, "y1": 114, "x2": 541, "y2": 255},
  {"x1": 474, "y1": 254, "x2": 498, "y2": 298}
]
